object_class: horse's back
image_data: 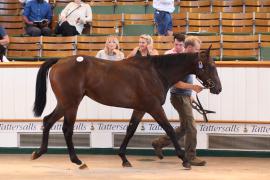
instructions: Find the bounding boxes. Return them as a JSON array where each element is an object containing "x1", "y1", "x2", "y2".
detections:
[{"x1": 49, "y1": 55, "x2": 165, "y2": 110}]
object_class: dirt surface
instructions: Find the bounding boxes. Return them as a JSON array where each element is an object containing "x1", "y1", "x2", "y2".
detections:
[{"x1": 0, "y1": 154, "x2": 269, "y2": 180}]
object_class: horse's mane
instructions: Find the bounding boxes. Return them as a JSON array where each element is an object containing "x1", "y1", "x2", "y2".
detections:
[{"x1": 149, "y1": 53, "x2": 198, "y2": 69}]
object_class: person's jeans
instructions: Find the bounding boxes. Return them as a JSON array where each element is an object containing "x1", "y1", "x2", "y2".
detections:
[{"x1": 154, "y1": 9, "x2": 173, "y2": 35}]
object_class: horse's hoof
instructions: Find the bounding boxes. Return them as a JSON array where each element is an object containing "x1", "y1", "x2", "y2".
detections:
[
  {"x1": 79, "y1": 163, "x2": 88, "y2": 170},
  {"x1": 122, "y1": 161, "x2": 132, "y2": 167},
  {"x1": 31, "y1": 151, "x2": 39, "y2": 160},
  {"x1": 182, "y1": 162, "x2": 191, "y2": 170}
]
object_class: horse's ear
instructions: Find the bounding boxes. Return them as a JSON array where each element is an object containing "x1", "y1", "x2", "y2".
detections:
[
  {"x1": 207, "y1": 44, "x2": 212, "y2": 55},
  {"x1": 206, "y1": 44, "x2": 212, "y2": 57}
]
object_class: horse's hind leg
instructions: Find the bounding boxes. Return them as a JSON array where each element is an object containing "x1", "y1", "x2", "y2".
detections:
[
  {"x1": 62, "y1": 108, "x2": 87, "y2": 169},
  {"x1": 32, "y1": 105, "x2": 63, "y2": 160},
  {"x1": 118, "y1": 110, "x2": 145, "y2": 167},
  {"x1": 149, "y1": 106, "x2": 191, "y2": 169}
]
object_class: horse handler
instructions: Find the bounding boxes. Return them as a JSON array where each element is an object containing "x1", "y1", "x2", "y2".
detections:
[{"x1": 152, "y1": 35, "x2": 206, "y2": 166}]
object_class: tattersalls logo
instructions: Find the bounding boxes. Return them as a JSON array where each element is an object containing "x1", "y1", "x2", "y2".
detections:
[
  {"x1": 147, "y1": 123, "x2": 179, "y2": 131},
  {"x1": 96, "y1": 122, "x2": 179, "y2": 131},
  {"x1": 0, "y1": 123, "x2": 36, "y2": 131},
  {"x1": 199, "y1": 124, "x2": 240, "y2": 133},
  {"x1": 97, "y1": 123, "x2": 128, "y2": 131},
  {"x1": 51, "y1": 122, "x2": 87, "y2": 131},
  {"x1": 251, "y1": 125, "x2": 270, "y2": 133}
]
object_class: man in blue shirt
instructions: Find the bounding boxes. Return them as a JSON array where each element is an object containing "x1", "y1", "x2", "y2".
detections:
[
  {"x1": 23, "y1": 0, "x2": 52, "y2": 36},
  {"x1": 0, "y1": 26, "x2": 9, "y2": 62}
]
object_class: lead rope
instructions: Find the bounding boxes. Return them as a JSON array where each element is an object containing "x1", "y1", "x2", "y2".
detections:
[{"x1": 191, "y1": 94, "x2": 216, "y2": 123}]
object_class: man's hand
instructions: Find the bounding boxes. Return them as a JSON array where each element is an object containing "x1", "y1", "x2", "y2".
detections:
[
  {"x1": 40, "y1": 21, "x2": 49, "y2": 28},
  {"x1": 147, "y1": 44, "x2": 154, "y2": 54},
  {"x1": 192, "y1": 85, "x2": 204, "y2": 93}
]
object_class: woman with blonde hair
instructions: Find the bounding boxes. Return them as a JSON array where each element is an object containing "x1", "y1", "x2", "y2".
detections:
[
  {"x1": 96, "y1": 35, "x2": 125, "y2": 61},
  {"x1": 127, "y1": 34, "x2": 159, "y2": 58}
]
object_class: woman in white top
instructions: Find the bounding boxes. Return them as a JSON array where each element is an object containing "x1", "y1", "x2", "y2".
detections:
[
  {"x1": 96, "y1": 36, "x2": 125, "y2": 61},
  {"x1": 56, "y1": 0, "x2": 92, "y2": 36}
]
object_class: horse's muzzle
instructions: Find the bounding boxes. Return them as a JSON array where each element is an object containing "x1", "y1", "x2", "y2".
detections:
[{"x1": 206, "y1": 79, "x2": 222, "y2": 94}]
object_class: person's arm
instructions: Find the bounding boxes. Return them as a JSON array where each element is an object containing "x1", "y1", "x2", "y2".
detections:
[
  {"x1": 23, "y1": 16, "x2": 33, "y2": 25},
  {"x1": 23, "y1": 2, "x2": 33, "y2": 25},
  {"x1": 59, "y1": 3, "x2": 71, "y2": 22},
  {"x1": 0, "y1": 35, "x2": 9, "y2": 46},
  {"x1": 45, "y1": 3, "x2": 53, "y2": 23},
  {"x1": 164, "y1": 50, "x2": 170, "y2": 55},
  {"x1": 150, "y1": 49, "x2": 159, "y2": 55},
  {"x1": 147, "y1": 44, "x2": 159, "y2": 55},
  {"x1": 126, "y1": 47, "x2": 139, "y2": 59},
  {"x1": 119, "y1": 51, "x2": 125, "y2": 60},
  {"x1": 95, "y1": 50, "x2": 102, "y2": 59},
  {"x1": 174, "y1": 81, "x2": 203, "y2": 93},
  {"x1": 113, "y1": 49, "x2": 125, "y2": 60},
  {"x1": 80, "y1": 4, "x2": 92, "y2": 24}
]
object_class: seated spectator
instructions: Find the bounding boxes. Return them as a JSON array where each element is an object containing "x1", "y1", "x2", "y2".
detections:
[
  {"x1": 0, "y1": 26, "x2": 10, "y2": 62},
  {"x1": 165, "y1": 33, "x2": 185, "y2": 54},
  {"x1": 96, "y1": 35, "x2": 124, "y2": 61},
  {"x1": 19, "y1": 0, "x2": 50, "y2": 14},
  {"x1": 23, "y1": 0, "x2": 52, "y2": 36},
  {"x1": 56, "y1": 0, "x2": 92, "y2": 36},
  {"x1": 127, "y1": 34, "x2": 159, "y2": 58}
]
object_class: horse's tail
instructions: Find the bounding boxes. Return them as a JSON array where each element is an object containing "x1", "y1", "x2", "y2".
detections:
[{"x1": 33, "y1": 59, "x2": 59, "y2": 117}]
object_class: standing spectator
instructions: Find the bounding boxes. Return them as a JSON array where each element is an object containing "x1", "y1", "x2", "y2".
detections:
[
  {"x1": 0, "y1": 26, "x2": 10, "y2": 62},
  {"x1": 95, "y1": 35, "x2": 124, "y2": 61},
  {"x1": 23, "y1": 0, "x2": 52, "y2": 36},
  {"x1": 56, "y1": 0, "x2": 92, "y2": 36},
  {"x1": 19, "y1": 0, "x2": 48, "y2": 4},
  {"x1": 153, "y1": 0, "x2": 174, "y2": 36},
  {"x1": 152, "y1": 36, "x2": 206, "y2": 166},
  {"x1": 127, "y1": 34, "x2": 159, "y2": 58}
]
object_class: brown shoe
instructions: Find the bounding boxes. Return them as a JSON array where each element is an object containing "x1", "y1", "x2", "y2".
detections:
[
  {"x1": 190, "y1": 157, "x2": 206, "y2": 166},
  {"x1": 152, "y1": 140, "x2": 164, "y2": 159}
]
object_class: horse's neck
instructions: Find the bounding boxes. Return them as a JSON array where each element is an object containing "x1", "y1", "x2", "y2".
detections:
[{"x1": 152, "y1": 54, "x2": 196, "y2": 87}]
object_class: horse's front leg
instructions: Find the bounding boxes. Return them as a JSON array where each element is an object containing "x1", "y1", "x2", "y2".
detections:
[
  {"x1": 118, "y1": 110, "x2": 145, "y2": 167},
  {"x1": 149, "y1": 106, "x2": 191, "y2": 169}
]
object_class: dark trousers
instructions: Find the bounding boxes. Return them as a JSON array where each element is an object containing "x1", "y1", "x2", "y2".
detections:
[
  {"x1": 26, "y1": 25, "x2": 51, "y2": 36},
  {"x1": 0, "y1": 44, "x2": 6, "y2": 62},
  {"x1": 55, "y1": 21, "x2": 79, "y2": 36},
  {"x1": 154, "y1": 94, "x2": 197, "y2": 160}
]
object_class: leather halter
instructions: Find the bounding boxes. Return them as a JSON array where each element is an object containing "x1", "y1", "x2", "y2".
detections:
[{"x1": 192, "y1": 60, "x2": 216, "y2": 122}]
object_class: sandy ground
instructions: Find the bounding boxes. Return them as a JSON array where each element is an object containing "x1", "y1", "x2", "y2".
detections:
[{"x1": 0, "y1": 154, "x2": 269, "y2": 180}]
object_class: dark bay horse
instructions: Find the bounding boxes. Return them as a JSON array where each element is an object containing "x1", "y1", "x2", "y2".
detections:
[{"x1": 32, "y1": 46, "x2": 222, "y2": 170}]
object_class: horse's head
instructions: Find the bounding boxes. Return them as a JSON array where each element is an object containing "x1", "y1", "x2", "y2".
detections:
[{"x1": 195, "y1": 45, "x2": 222, "y2": 94}]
